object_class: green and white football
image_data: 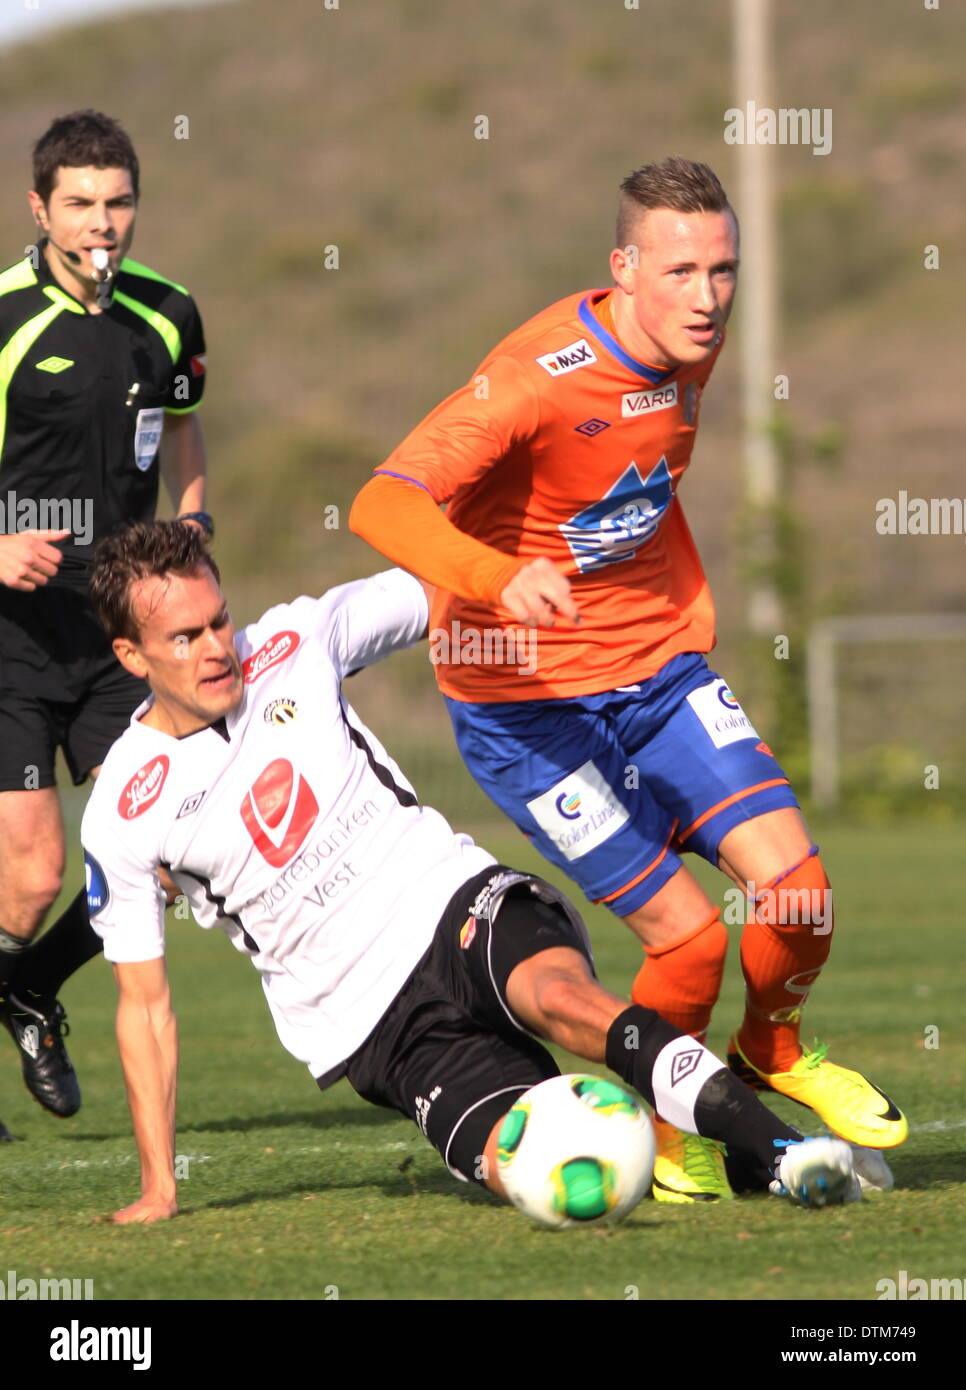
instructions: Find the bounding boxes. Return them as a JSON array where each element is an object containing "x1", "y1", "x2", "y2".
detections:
[{"x1": 496, "y1": 1074, "x2": 654, "y2": 1229}]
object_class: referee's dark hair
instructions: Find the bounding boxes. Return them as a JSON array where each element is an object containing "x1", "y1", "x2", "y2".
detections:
[
  {"x1": 617, "y1": 157, "x2": 733, "y2": 250},
  {"x1": 33, "y1": 110, "x2": 140, "y2": 204},
  {"x1": 90, "y1": 521, "x2": 220, "y2": 645}
]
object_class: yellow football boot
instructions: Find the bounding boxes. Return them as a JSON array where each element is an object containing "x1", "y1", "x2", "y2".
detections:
[
  {"x1": 651, "y1": 1118, "x2": 734, "y2": 1203},
  {"x1": 728, "y1": 1036, "x2": 908, "y2": 1149}
]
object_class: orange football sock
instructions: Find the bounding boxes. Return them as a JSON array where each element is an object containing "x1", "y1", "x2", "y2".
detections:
[
  {"x1": 631, "y1": 910, "x2": 728, "y2": 1042},
  {"x1": 737, "y1": 848, "x2": 834, "y2": 1073}
]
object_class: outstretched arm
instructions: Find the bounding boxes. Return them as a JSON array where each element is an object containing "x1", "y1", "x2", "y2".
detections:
[
  {"x1": 112, "y1": 957, "x2": 179, "y2": 1224},
  {"x1": 350, "y1": 477, "x2": 577, "y2": 627}
]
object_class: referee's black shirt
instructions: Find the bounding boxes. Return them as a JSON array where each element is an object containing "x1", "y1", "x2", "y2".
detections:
[{"x1": 0, "y1": 244, "x2": 206, "y2": 680}]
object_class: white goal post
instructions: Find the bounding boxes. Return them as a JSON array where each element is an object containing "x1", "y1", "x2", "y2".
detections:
[{"x1": 806, "y1": 614, "x2": 966, "y2": 808}]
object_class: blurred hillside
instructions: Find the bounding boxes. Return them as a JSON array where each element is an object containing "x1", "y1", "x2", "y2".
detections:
[{"x1": 1, "y1": 0, "x2": 963, "y2": 819}]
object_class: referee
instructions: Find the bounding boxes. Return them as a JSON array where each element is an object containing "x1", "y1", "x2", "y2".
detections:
[{"x1": 0, "y1": 111, "x2": 211, "y2": 1137}]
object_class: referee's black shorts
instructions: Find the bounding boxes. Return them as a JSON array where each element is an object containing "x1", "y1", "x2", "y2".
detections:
[
  {"x1": 337, "y1": 865, "x2": 596, "y2": 1185},
  {"x1": 0, "y1": 587, "x2": 147, "y2": 791}
]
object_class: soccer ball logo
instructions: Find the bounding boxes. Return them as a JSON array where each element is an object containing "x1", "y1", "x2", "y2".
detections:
[{"x1": 496, "y1": 1074, "x2": 655, "y2": 1229}]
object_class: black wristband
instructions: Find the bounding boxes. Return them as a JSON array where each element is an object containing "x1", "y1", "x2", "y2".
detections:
[{"x1": 176, "y1": 510, "x2": 215, "y2": 538}]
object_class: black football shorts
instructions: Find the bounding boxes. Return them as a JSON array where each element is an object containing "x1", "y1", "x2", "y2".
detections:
[
  {"x1": 0, "y1": 588, "x2": 147, "y2": 790},
  {"x1": 337, "y1": 865, "x2": 596, "y2": 1185}
]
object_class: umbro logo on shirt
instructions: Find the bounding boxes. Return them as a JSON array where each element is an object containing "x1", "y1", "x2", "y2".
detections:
[
  {"x1": 535, "y1": 338, "x2": 597, "y2": 377},
  {"x1": 34, "y1": 356, "x2": 74, "y2": 374},
  {"x1": 177, "y1": 791, "x2": 207, "y2": 819},
  {"x1": 574, "y1": 418, "x2": 610, "y2": 437}
]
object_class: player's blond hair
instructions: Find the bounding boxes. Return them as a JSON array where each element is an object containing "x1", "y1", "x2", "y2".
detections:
[{"x1": 617, "y1": 157, "x2": 733, "y2": 249}]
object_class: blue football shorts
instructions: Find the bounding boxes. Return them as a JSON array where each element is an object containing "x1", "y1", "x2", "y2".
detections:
[{"x1": 444, "y1": 652, "x2": 799, "y2": 918}]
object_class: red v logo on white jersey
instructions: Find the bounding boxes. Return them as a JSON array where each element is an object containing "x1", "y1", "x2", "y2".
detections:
[{"x1": 240, "y1": 758, "x2": 319, "y2": 867}]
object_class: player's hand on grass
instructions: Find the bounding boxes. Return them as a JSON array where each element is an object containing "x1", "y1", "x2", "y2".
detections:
[
  {"x1": 0, "y1": 529, "x2": 69, "y2": 590},
  {"x1": 112, "y1": 1194, "x2": 178, "y2": 1225},
  {"x1": 501, "y1": 558, "x2": 579, "y2": 628}
]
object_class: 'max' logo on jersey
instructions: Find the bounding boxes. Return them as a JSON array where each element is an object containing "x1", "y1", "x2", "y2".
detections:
[
  {"x1": 242, "y1": 630, "x2": 301, "y2": 684},
  {"x1": 240, "y1": 757, "x2": 320, "y2": 866},
  {"x1": 117, "y1": 755, "x2": 170, "y2": 820},
  {"x1": 559, "y1": 456, "x2": 674, "y2": 572},
  {"x1": 535, "y1": 338, "x2": 597, "y2": 377},
  {"x1": 621, "y1": 382, "x2": 678, "y2": 417}
]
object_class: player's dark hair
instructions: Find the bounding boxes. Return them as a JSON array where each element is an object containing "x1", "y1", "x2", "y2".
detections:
[
  {"x1": 32, "y1": 110, "x2": 140, "y2": 204},
  {"x1": 90, "y1": 521, "x2": 220, "y2": 643},
  {"x1": 616, "y1": 157, "x2": 733, "y2": 249}
]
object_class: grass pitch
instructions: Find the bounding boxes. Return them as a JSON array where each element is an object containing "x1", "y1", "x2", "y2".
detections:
[{"x1": 1, "y1": 820, "x2": 962, "y2": 1302}]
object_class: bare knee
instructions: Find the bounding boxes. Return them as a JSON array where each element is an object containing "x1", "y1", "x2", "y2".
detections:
[
  {"x1": 3, "y1": 861, "x2": 63, "y2": 936},
  {"x1": 624, "y1": 866, "x2": 716, "y2": 949}
]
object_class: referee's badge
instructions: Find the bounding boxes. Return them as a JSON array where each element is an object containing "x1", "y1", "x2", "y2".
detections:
[{"x1": 134, "y1": 407, "x2": 164, "y2": 470}]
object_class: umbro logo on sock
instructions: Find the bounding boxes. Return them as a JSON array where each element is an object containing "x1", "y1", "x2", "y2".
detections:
[{"x1": 670, "y1": 1048, "x2": 704, "y2": 1086}]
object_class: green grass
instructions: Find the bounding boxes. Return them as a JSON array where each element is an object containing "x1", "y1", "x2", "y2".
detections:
[{"x1": 1, "y1": 819, "x2": 962, "y2": 1301}]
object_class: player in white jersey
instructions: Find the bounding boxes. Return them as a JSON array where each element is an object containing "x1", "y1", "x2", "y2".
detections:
[{"x1": 82, "y1": 521, "x2": 860, "y2": 1224}]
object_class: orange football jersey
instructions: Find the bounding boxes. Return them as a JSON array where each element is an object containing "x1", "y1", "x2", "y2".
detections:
[{"x1": 372, "y1": 288, "x2": 724, "y2": 701}]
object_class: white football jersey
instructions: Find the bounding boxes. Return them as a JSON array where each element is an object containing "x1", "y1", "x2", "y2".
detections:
[{"x1": 82, "y1": 569, "x2": 495, "y2": 1079}]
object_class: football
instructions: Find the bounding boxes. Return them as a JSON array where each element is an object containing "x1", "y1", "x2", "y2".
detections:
[{"x1": 496, "y1": 1073, "x2": 655, "y2": 1229}]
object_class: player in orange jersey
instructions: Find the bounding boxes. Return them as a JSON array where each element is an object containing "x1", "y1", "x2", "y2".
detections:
[{"x1": 349, "y1": 157, "x2": 904, "y2": 1202}]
